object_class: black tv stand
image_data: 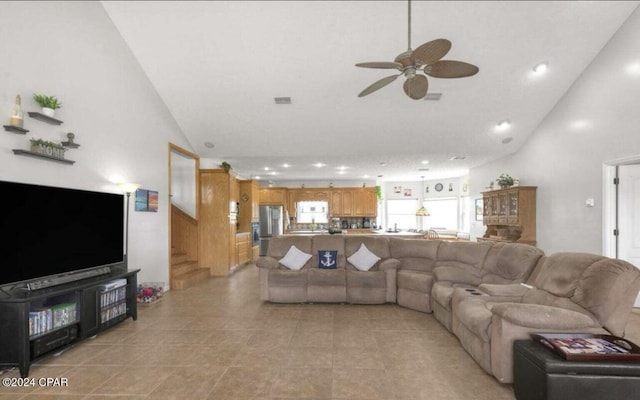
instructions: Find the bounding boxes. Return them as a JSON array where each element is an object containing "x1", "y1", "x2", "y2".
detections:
[{"x1": 0, "y1": 269, "x2": 139, "y2": 377}]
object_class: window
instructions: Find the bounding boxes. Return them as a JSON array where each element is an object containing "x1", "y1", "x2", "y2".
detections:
[
  {"x1": 386, "y1": 199, "x2": 419, "y2": 230},
  {"x1": 296, "y1": 201, "x2": 328, "y2": 223},
  {"x1": 422, "y1": 198, "x2": 458, "y2": 232}
]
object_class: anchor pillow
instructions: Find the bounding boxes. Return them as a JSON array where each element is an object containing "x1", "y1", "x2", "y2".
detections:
[{"x1": 318, "y1": 250, "x2": 338, "y2": 269}]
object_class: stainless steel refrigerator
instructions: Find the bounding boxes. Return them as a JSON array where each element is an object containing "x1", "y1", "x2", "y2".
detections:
[{"x1": 259, "y1": 205, "x2": 283, "y2": 256}]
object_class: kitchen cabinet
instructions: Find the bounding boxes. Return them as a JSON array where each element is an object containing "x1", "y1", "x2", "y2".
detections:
[
  {"x1": 199, "y1": 169, "x2": 240, "y2": 276},
  {"x1": 330, "y1": 190, "x2": 353, "y2": 217},
  {"x1": 238, "y1": 180, "x2": 259, "y2": 233},
  {"x1": 479, "y1": 186, "x2": 536, "y2": 246},
  {"x1": 236, "y1": 233, "x2": 251, "y2": 266},
  {"x1": 259, "y1": 188, "x2": 286, "y2": 205},
  {"x1": 330, "y1": 188, "x2": 376, "y2": 217}
]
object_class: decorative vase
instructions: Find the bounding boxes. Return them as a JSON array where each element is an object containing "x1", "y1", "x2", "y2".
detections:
[{"x1": 42, "y1": 107, "x2": 55, "y2": 117}]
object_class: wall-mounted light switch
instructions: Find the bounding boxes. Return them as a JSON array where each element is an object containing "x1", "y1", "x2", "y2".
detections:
[{"x1": 585, "y1": 198, "x2": 595, "y2": 207}]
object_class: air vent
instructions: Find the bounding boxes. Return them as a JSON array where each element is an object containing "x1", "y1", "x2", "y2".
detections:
[
  {"x1": 418, "y1": 168, "x2": 430, "y2": 171},
  {"x1": 450, "y1": 156, "x2": 467, "y2": 160},
  {"x1": 274, "y1": 97, "x2": 292, "y2": 104},
  {"x1": 424, "y1": 93, "x2": 442, "y2": 101},
  {"x1": 502, "y1": 137, "x2": 513, "y2": 144}
]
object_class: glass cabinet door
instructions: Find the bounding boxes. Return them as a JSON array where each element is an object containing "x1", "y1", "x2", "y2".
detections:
[{"x1": 507, "y1": 191, "x2": 519, "y2": 224}]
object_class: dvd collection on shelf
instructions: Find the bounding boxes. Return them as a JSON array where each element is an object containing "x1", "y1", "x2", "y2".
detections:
[
  {"x1": 100, "y1": 279, "x2": 127, "y2": 324},
  {"x1": 29, "y1": 302, "x2": 77, "y2": 337}
]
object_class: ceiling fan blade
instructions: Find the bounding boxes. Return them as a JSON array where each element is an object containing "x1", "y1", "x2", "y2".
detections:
[
  {"x1": 402, "y1": 75, "x2": 428, "y2": 100},
  {"x1": 425, "y1": 60, "x2": 479, "y2": 78},
  {"x1": 412, "y1": 39, "x2": 452, "y2": 65},
  {"x1": 356, "y1": 62, "x2": 403, "y2": 70},
  {"x1": 358, "y1": 74, "x2": 400, "y2": 97}
]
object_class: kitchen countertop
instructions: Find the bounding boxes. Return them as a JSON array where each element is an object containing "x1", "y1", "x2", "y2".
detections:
[{"x1": 283, "y1": 229, "x2": 424, "y2": 237}]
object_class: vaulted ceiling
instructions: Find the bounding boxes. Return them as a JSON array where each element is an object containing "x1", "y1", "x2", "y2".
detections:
[{"x1": 102, "y1": 1, "x2": 638, "y2": 182}]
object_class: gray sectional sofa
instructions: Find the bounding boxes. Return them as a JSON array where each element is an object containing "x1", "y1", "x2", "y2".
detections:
[{"x1": 256, "y1": 235, "x2": 640, "y2": 384}]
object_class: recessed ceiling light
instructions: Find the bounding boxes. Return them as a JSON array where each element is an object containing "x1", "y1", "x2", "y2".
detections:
[
  {"x1": 337, "y1": 170, "x2": 347, "y2": 175},
  {"x1": 270, "y1": 171, "x2": 277, "y2": 175},
  {"x1": 337, "y1": 165, "x2": 348, "y2": 170},
  {"x1": 314, "y1": 163, "x2": 325, "y2": 168},
  {"x1": 421, "y1": 160, "x2": 429, "y2": 165},
  {"x1": 204, "y1": 142, "x2": 215, "y2": 148},
  {"x1": 533, "y1": 62, "x2": 548, "y2": 74},
  {"x1": 263, "y1": 167, "x2": 270, "y2": 171},
  {"x1": 255, "y1": 176, "x2": 261, "y2": 180},
  {"x1": 282, "y1": 163, "x2": 290, "y2": 168},
  {"x1": 363, "y1": 175, "x2": 370, "y2": 178},
  {"x1": 626, "y1": 62, "x2": 640, "y2": 76}
]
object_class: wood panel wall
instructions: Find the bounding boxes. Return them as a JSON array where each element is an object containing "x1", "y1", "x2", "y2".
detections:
[{"x1": 170, "y1": 204, "x2": 199, "y2": 262}]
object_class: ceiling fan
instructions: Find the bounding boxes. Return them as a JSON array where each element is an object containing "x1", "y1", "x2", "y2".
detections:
[{"x1": 356, "y1": 0, "x2": 479, "y2": 100}]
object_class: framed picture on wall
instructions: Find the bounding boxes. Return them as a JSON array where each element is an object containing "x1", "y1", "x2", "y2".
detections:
[{"x1": 475, "y1": 198, "x2": 483, "y2": 221}]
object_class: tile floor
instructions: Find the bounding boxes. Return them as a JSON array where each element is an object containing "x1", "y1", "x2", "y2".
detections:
[{"x1": 2, "y1": 264, "x2": 640, "y2": 400}]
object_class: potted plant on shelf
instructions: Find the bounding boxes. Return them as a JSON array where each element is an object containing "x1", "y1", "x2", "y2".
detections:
[
  {"x1": 33, "y1": 94, "x2": 62, "y2": 118},
  {"x1": 30, "y1": 138, "x2": 66, "y2": 159},
  {"x1": 496, "y1": 173, "x2": 515, "y2": 189},
  {"x1": 221, "y1": 161, "x2": 231, "y2": 173}
]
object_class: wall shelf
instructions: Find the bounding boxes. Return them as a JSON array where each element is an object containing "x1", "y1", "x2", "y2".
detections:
[
  {"x1": 3, "y1": 125, "x2": 29, "y2": 134},
  {"x1": 27, "y1": 111, "x2": 63, "y2": 125},
  {"x1": 13, "y1": 149, "x2": 75, "y2": 164},
  {"x1": 61, "y1": 141, "x2": 80, "y2": 149}
]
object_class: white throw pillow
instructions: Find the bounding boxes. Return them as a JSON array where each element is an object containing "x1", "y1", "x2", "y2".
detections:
[
  {"x1": 347, "y1": 243, "x2": 381, "y2": 271},
  {"x1": 279, "y1": 245, "x2": 312, "y2": 270}
]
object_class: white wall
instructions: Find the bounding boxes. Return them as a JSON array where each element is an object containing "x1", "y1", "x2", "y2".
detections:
[
  {"x1": 0, "y1": 2, "x2": 194, "y2": 285},
  {"x1": 470, "y1": 6, "x2": 640, "y2": 254}
]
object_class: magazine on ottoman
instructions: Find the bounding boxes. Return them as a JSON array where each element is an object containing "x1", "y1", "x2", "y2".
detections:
[{"x1": 531, "y1": 333, "x2": 640, "y2": 362}]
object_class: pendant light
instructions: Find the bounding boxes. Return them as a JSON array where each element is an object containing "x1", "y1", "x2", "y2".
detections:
[{"x1": 416, "y1": 176, "x2": 430, "y2": 216}]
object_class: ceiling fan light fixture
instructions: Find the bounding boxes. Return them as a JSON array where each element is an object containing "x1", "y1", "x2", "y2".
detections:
[
  {"x1": 533, "y1": 62, "x2": 548, "y2": 74},
  {"x1": 356, "y1": 0, "x2": 478, "y2": 100},
  {"x1": 424, "y1": 93, "x2": 442, "y2": 101},
  {"x1": 497, "y1": 120, "x2": 511, "y2": 130}
]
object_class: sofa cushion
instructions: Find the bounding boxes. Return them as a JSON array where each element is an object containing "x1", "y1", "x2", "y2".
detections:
[
  {"x1": 456, "y1": 300, "x2": 494, "y2": 342},
  {"x1": 279, "y1": 245, "x2": 312, "y2": 270},
  {"x1": 348, "y1": 243, "x2": 381, "y2": 271},
  {"x1": 435, "y1": 241, "x2": 492, "y2": 272},
  {"x1": 311, "y1": 235, "x2": 346, "y2": 268},
  {"x1": 533, "y1": 252, "x2": 605, "y2": 298},
  {"x1": 389, "y1": 238, "x2": 441, "y2": 272},
  {"x1": 572, "y1": 258, "x2": 640, "y2": 337},
  {"x1": 267, "y1": 236, "x2": 312, "y2": 258},
  {"x1": 308, "y1": 267, "x2": 346, "y2": 286},
  {"x1": 481, "y1": 243, "x2": 544, "y2": 284},
  {"x1": 397, "y1": 270, "x2": 434, "y2": 293}
]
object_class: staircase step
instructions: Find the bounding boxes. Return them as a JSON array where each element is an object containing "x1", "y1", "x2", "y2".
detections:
[
  {"x1": 171, "y1": 252, "x2": 188, "y2": 264},
  {"x1": 172, "y1": 268, "x2": 210, "y2": 290},
  {"x1": 172, "y1": 260, "x2": 199, "y2": 276}
]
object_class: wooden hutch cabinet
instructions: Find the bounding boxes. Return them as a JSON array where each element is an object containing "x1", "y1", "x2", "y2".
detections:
[{"x1": 480, "y1": 186, "x2": 537, "y2": 246}]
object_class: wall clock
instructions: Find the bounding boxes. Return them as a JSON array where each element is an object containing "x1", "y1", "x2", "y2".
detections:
[{"x1": 435, "y1": 183, "x2": 444, "y2": 192}]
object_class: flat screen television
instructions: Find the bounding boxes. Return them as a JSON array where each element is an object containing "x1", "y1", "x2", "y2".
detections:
[{"x1": 0, "y1": 180, "x2": 125, "y2": 289}]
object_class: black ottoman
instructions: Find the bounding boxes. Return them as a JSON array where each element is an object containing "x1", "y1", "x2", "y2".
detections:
[{"x1": 513, "y1": 340, "x2": 640, "y2": 400}]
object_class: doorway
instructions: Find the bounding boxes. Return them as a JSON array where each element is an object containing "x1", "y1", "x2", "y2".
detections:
[
  {"x1": 168, "y1": 143, "x2": 200, "y2": 289},
  {"x1": 603, "y1": 156, "x2": 640, "y2": 306}
]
